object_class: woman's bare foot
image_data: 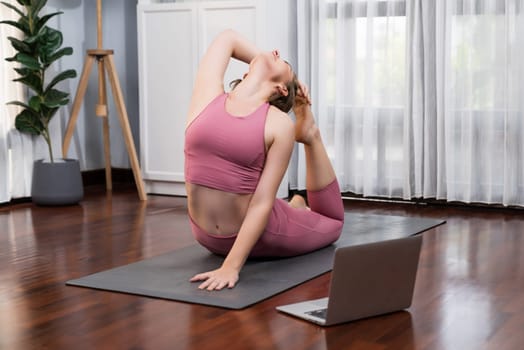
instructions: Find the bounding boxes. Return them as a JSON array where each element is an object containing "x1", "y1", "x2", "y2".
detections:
[
  {"x1": 293, "y1": 97, "x2": 319, "y2": 145},
  {"x1": 288, "y1": 194, "x2": 309, "y2": 210}
]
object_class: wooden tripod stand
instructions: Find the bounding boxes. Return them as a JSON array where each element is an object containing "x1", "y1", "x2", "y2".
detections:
[{"x1": 62, "y1": 0, "x2": 146, "y2": 200}]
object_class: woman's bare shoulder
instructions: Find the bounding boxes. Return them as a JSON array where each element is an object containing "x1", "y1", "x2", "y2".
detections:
[
  {"x1": 265, "y1": 106, "x2": 294, "y2": 147},
  {"x1": 266, "y1": 106, "x2": 294, "y2": 131}
]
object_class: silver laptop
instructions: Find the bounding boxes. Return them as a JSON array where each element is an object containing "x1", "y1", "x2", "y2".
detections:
[{"x1": 276, "y1": 234, "x2": 423, "y2": 326}]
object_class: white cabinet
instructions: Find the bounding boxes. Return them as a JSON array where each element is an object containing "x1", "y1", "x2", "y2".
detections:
[
  {"x1": 137, "y1": 0, "x2": 291, "y2": 196},
  {"x1": 137, "y1": 3, "x2": 198, "y2": 195}
]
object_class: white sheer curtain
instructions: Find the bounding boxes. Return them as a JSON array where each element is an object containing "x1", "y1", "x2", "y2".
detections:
[
  {"x1": 296, "y1": 0, "x2": 524, "y2": 206},
  {"x1": 435, "y1": 0, "x2": 524, "y2": 205},
  {"x1": 0, "y1": 0, "x2": 44, "y2": 202},
  {"x1": 0, "y1": 0, "x2": 25, "y2": 202},
  {"x1": 296, "y1": 0, "x2": 408, "y2": 197},
  {"x1": 0, "y1": 19, "x2": 10, "y2": 203}
]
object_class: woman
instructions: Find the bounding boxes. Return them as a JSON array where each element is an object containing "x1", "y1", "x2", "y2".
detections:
[{"x1": 185, "y1": 29, "x2": 344, "y2": 291}]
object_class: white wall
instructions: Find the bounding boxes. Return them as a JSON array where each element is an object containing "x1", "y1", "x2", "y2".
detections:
[
  {"x1": 47, "y1": 0, "x2": 139, "y2": 170},
  {"x1": 263, "y1": 0, "x2": 297, "y2": 68}
]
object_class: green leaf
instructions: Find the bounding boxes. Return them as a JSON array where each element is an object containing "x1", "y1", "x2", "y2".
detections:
[
  {"x1": 7, "y1": 52, "x2": 41, "y2": 70},
  {"x1": 42, "y1": 89, "x2": 69, "y2": 108},
  {"x1": 15, "y1": 108, "x2": 44, "y2": 135},
  {"x1": 29, "y1": 96, "x2": 42, "y2": 112},
  {"x1": 39, "y1": 27, "x2": 63, "y2": 63},
  {"x1": 19, "y1": 16, "x2": 30, "y2": 32},
  {"x1": 40, "y1": 105, "x2": 58, "y2": 123},
  {"x1": 25, "y1": 33, "x2": 39, "y2": 44},
  {"x1": 0, "y1": 1, "x2": 25, "y2": 17},
  {"x1": 7, "y1": 36, "x2": 32, "y2": 54},
  {"x1": 14, "y1": 67, "x2": 31, "y2": 76},
  {"x1": 13, "y1": 71, "x2": 42, "y2": 93},
  {"x1": 42, "y1": 27, "x2": 62, "y2": 49},
  {"x1": 43, "y1": 47, "x2": 72, "y2": 66},
  {"x1": 0, "y1": 20, "x2": 29, "y2": 35},
  {"x1": 37, "y1": 11, "x2": 62, "y2": 30},
  {"x1": 6, "y1": 100, "x2": 31, "y2": 109},
  {"x1": 15, "y1": 0, "x2": 29, "y2": 6},
  {"x1": 32, "y1": 0, "x2": 47, "y2": 17},
  {"x1": 45, "y1": 69, "x2": 76, "y2": 92}
]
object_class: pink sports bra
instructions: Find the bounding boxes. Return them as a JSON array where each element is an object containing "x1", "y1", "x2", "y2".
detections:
[{"x1": 184, "y1": 93, "x2": 270, "y2": 194}]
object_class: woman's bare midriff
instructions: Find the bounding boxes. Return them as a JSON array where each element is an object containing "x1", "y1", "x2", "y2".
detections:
[{"x1": 186, "y1": 183, "x2": 252, "y2": 235}]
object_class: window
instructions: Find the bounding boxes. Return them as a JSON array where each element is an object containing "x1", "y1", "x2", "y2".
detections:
[{"x1": 319, "y1": 1, "x2": 407, "y2": 195}]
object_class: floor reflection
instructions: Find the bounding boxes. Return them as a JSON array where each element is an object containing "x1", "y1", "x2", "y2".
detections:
[
  {"x1": 322, "y1": 311, "x2": 415, "y2": 349},
  {"x1": 413, "y1": 216, "x2": 524, "y2": 349}
]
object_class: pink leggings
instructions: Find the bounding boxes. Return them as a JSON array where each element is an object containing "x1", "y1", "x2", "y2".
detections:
[{"x1": 189, "y1": 179, "x2": 344, "y2": 258}]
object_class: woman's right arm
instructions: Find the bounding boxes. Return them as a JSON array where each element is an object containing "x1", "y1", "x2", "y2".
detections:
[{"x1": 186, "y1": 29, "x2": 261, "y2": 125}]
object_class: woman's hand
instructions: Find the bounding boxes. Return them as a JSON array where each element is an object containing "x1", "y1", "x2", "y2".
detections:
[
  {"x1": 190, "y1": 265, "x2": 240, "y2": 291},
  {"x1": 294, "y1": 80, "x2": 311, "y2": 110}
]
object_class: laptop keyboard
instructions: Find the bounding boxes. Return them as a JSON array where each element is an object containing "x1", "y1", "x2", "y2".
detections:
[{"x1": 305, "y1": 308, "x2": 327, "y2": 320}]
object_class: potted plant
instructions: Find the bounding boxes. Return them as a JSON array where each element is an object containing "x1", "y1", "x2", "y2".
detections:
[{"x1": 1, "y1": 0, "x2": 82, "y2": 205}]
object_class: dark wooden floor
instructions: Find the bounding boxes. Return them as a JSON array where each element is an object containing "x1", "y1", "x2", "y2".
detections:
[{"x1": 1, "y1": 186, "x2": 523, "y2": 350}]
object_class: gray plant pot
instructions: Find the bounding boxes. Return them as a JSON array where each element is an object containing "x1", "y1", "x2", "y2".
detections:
[{"x1": 31, "y1": 158, "x2": 84, "y2": 206}]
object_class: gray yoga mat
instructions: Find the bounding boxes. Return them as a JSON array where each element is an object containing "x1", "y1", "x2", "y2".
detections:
[{"x1": 66, "y1": 213, "x2": 445, "y2": 309}]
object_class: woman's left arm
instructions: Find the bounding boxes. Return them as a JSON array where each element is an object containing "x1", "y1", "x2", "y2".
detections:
[{"x1": 190, "y1": 109, "x2": 295, "y2": 291}]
